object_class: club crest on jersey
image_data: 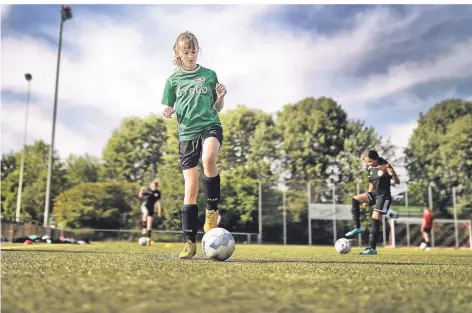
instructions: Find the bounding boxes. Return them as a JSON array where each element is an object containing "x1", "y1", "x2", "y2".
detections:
[
  {"x1": 378, "y1": 170, "x2": 384, "y2": 177},
  {"x1": 195, "y1": 77, "x2": 205, "y2": 84}
]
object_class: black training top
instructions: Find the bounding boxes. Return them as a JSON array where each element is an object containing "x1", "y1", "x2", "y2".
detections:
[
  {"x1": 366, "y1": 159, "x2": 392, "y2": 196},
  {"x1": 141, "y1": 188, "x2": 161, "y2": 208}
]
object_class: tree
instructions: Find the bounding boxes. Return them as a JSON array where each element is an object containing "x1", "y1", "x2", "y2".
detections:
[
  {"x1": 54, "y1": 181, "x2": 140, "y2": 229},
  {"x1": 404, "y1": 99, "x2": 472, "y2": 215},
  {"x1": 276, "y1": 97, "x2": 348, "y2": 186},
  {"x1": 101, "y1": 114, "x2": 168, "y2": 183},
  {"x1": 65, "y1": 154, "x2": 101, "y2": 187},
  {"x1": 439, "y1": 114, "x2": 472, "y2": 218},
  {"x1": 1, "y1": 152, "x2": 16, "y2": 180},
  {"x1": 1, "y1": 140, "x2": 67, "y2": 222},
  {"x1": 218, "y1": 105, "x2": 279, "y2": 176},
  {"x1": 217, "y1": 106, "x2": 280, "y2": 232}
]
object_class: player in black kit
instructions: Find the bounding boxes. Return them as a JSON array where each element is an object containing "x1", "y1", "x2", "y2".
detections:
[
  {"x1": 345, "y1": 150, "x2": 400, "y2": 254},
  {"x1": 138, "y1": 180, "x2": 162, "y2": 243}
]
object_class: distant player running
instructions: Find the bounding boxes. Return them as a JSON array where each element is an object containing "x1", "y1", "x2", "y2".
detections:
[
  {"x1": 161, "y1": 31, "x2": 227, "y2": 259},
  {"x1": 420, "y1": 207, "x2": 433, "y2": 251},
  {"x1": 138, "y1": 180, "x2": 162, "y2": 244},
  {"x1": 345, "y1": 150, "x2": 400, "y2": 255}
]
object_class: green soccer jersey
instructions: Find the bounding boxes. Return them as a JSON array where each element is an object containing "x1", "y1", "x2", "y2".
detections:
[{"x1": 161, "y1": 65, "x2": 222, "y2": 141}]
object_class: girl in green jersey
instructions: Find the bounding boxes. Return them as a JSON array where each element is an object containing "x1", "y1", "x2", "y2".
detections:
[{"x1": 161, "y1": 31, "x2": 227, "y2": 259}]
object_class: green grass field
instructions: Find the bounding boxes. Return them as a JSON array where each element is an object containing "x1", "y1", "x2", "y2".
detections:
[{"x1": 2, "y1": 242, "x2": 472, "y2": 313}]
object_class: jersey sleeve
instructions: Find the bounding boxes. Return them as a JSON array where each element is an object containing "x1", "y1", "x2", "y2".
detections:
[
  {"x1": 162, "y1": 77, "x2": 176, "y2": 108},
  {"x1": 212, "y1": 72, "x2": 219, "y2": 103}
]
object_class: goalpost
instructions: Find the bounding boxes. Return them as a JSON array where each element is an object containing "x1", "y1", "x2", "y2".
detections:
[
  {"x1": 308, "y1": 203, "x2": 389, "y2": 247},
  {"x1": 308, "y1": 203, "x2": 472, "y2": 249},
  {"x1": 389, "y1": 217, "x2": 472, "y2": 249}
]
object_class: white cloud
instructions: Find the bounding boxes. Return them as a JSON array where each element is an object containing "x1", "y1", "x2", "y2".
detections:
[
  {"x1": 1, "y1": 5, "x2": 472, "y2": 160},
  {"x1": 384, "y1": 121, "x2": 418, "y2": 193},
  {"x1": 342, "y1": 39, "x2": 472, "y2": 104},
  {"x1": 1, "y1": 100, "x2": 103, "y2": 157},
  {"x1": 386, "y1": 121, "x2": 417, "y2": 151},
  {"x1": 1, "y1": 4, "x2": 11, "y2": 21}
]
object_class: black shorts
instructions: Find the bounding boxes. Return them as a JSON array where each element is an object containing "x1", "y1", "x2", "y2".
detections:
[
  {"x1": 178, "y1": 125, "x2": 223, "y2": 170},
  {"x1": 141, "y1": 204, "x2": 155, "y2": 217},
  {"x1": 423, "y1": 227, "x2": 432, "y2": 234},
  {"x1": 365, "y1": 192, "x2": 392, "y2": 215}
]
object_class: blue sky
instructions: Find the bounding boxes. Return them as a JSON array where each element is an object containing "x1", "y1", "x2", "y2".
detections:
[{"x1": 2, "y1": 4, "x2": 472, "y2": 165}]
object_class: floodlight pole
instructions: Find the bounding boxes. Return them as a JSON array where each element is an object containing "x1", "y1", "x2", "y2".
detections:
[
  {"x1": 16, "y1": 73, "x2": 33, "y2": 223},
  {"x1": 453, "y1": 186, "x2": 459, "y2": 248},
  {"x1": 257, "y1": 181, "x2": 262, "y2": 244},
  {"x1": 283, "y1": 190, "x2": 287, "y2": 245},
  {"x1": 44, "y1": 5, "x2": 72, "y2": 227},
  {"x1": 428, "y1": 182, "x2": 435, "y2": 247},
  {"x1": 307, "y1": 182, "x2": 312, "y2": 246},
  {"x1": 332, "y1": 184, "x2": 337, "y2": 243}
]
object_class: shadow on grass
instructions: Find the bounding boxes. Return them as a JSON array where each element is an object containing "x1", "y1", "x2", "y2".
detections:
[
  {"x1": 1, "y1": 249, "x2": 212, "y2": 260},
  {"x1": 227, "y1": 259, "x2": 464, "y2": 266},
  {"x1": 1, "y1": 249, "x2": 134, "y2": 255},
  {"x1": 3, "y1": 250, "x2": 469, "y2": 266}
]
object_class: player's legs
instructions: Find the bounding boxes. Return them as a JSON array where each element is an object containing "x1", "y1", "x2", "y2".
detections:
[
  {"x1": 146, "y1": 213, "x2": 153, "y2": 244},
  {"x1": 183, "y1": 166, "x2": 199, "y2": 204},
  {"x1": 178, "y1": 166, "x2": 199, "y2": 258},
  {"x1": 422, "y1": 228, "x2": 431, "y2": 250},
  {"x1": 140, "y1": 205, "x2": 149, "y2": 235},
  {"x1": 422, "y1": 229, "x2": 430, "y2": 243},
  {"x1": 178, "y1": 140, "x2": 201, "y2": 259},
  {"x1": 345, "y1": 192, "x2": 371, "y2": 237},
  {"x1": 201, "y1": 126, "x2": 223, "y2": 233},
  {"x1": 361, "y1": 195, "x2": 390, "y2": 255}
]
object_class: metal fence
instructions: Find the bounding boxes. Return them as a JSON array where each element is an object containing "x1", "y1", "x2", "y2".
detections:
[{"x1": 1, "y1": 218, "x2": 76, "y2": 241}]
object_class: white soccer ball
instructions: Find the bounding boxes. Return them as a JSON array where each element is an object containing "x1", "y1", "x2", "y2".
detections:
[
  {"x1": 138, "y1": 237, "x2": 149, "y2": 246},
  {"x1": 201, "y1": 227, "x2": 235, "y2": 261},
  {"x1": 335, "y1": 238, "x2": 351, "y2": 254},
  {"x1": 419, "y1": 242, "x2": 427, "y2": 250}
]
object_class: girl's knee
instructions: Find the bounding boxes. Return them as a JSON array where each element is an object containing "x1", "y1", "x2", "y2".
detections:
[
  {"x1": 202, "y1": 152, "x2": 217, "y2": 167},
  {"x1": 185, "y1": 181, "x2": 198, "y2": 197}
]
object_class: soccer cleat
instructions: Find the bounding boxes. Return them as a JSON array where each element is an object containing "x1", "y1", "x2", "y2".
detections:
[
  {"x1": 360, "y1": 247, "x2": 377, "y2": 255},
  {"x1": 204, "y1": 209, "x2": 219, "y2": 233},
  {"x1": 178, "y1": 240, "x2": 196, "y2": 259},
  {"x1": 345, "y1": 227, "x2": 364, "y2": 237}
]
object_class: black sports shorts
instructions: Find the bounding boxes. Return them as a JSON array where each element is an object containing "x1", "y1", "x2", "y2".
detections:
[
  {"x1": 365, "y1": 192, "x2": 392, "y2": 215},
  {"x1": 178, "y1": 125, "x2": 223, "y2": 170}
]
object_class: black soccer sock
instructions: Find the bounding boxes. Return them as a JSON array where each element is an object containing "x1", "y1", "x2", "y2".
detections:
[
  {"x1": 203, "y1": 173, "x2": 220, "y2": 211},
  {"x1": 351, "y1": 198, "x2": 361, "y2": 229},
  {"x1": 370, "y1": 218, "x2": 381, "y2": 250},
  {"x1": 181, "y1": 204, "x2": 198, "y2": 243},
  {"x1": 426, "y1": 240, "x2": 431, "y2": 247},
  {"x1": 147, "y1": 229, "x2": 152, "y2": 239}
]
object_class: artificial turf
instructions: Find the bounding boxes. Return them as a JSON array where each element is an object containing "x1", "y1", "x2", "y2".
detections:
[{"x1": 2, "y1": 242, "x2": 471, "y2": 313}]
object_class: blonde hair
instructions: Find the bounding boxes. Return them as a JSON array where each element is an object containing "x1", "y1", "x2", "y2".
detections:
[{"x1": 173, "y1": 31, "x2": 200, "y2": 67}]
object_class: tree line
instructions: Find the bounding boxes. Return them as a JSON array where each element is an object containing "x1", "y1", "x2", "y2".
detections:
[{"x1": 2, "y1": 97, "x2": 471, "y2": 241}]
